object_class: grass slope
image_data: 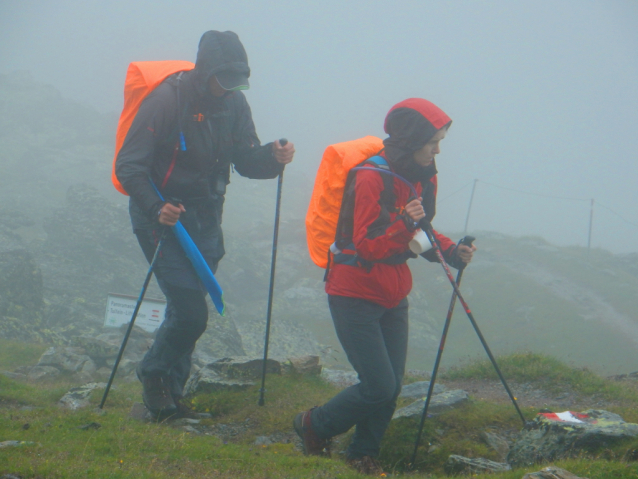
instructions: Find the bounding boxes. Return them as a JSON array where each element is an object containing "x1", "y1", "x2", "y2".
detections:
[{"x1": 3, "y1": 345, "x2": 638, "y2": 478}]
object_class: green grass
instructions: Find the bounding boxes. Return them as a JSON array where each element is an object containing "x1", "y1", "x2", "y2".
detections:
[
  {"x1": 0, "y1": 338, "x2": 47, "y2": 370},
  {"x1": 4, "y1": 347, "x2": 638, "y2": 477},
  {"x1": 0, "y1": 375, "x2": 362, "y2": 479},
  {"x1": 441, "y1": 351, "x2": 638, "y2": 402}
]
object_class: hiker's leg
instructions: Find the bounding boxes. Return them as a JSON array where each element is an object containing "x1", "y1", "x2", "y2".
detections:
[
  {"x1": 347, "y1": 298, "x2": 409, "y2": 458},
  {"x1": 311, "y1": 295, "x2": 398, "y2": 440},
  {"x1": 167, "y1": 255, "x2": 221, "y2": 396},
  {"x1": 135, "y1": 228, "x2": 209, "y2": 381},
  {"x1": 169, "y1": 346, "x2": 194, "y2": 397},
  {"x1": 139, "y1": 283, "x2": 208, "y2": 378}
]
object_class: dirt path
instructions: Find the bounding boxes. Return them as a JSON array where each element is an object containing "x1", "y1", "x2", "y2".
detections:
[{"x1": 442, "y1": 377, "x2": 636, "y2": 412}]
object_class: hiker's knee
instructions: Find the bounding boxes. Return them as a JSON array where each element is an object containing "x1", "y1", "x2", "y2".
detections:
[
  {"x1": 361, "y1": 376, "x2": 398, "y2": 405},
  {"x1": 167, "y1": 286, "x2": 209, "y2": 335}
]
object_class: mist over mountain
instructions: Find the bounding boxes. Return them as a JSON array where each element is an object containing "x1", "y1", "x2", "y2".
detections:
[{"x1": 1, "y1": 73, "x2": 637, "y2": 375}]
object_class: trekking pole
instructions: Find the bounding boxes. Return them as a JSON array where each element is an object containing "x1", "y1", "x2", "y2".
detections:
[
  {"x1": 99, "y1": 227, "x2": 168, "y2": 409},
  {"x1": 410, "y1": 235, "x2": 475, "y2": 466},
  {"x1": 258, "y1": 138, "x2": 288, "y2": 406},
  {"x1": 417, "y1": 220, "x2": 527, "y2": 427}
]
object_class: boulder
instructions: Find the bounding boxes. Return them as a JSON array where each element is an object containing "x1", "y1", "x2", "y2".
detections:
[
  {"x1": 444, "y1": 455, "x2": 511, "y2": 475},
  {"x1": 508, "y1": 409, "x2": 638, "y2": 467},
  {"x1": 183, "y1": 357, "x2": 285, "y2": 396},
  {"x1": 105, "y1": 357, "x2": 137, "y2": 377},
  {"x1": 287, "y1": 355, "x2": 322, "y2": 376},
  {"x1": 321, "y1": 368, "x2": 359, "y2": 387},
  {"x1": 71, "y1": 371, "x2": 94, "y2": 384},
  {"x1": 37, "y1": 346, "x2": 92, "y2": 372},
  {"x1": 0, "y1": 441, "x2": 36, "y2": 449},
  {"x1": 205, "y1": 357, "x2": 281, "y2": 380},
  {"x1": 71, "y1": 335, "x2": 119, "y2": 359},
  {"x1": 522, "y1": 466, "x2": 588, "y2": 479},
  {"x1": 393, "y1": 389, "x2": 469, "y2": 419},
  {"x1": 0, "y1": 234, "x2": 45, "y2": 342},
  {"x1": 58, "y1": 382, "x2": 107, "y2": 410},
  {"x1": 191, "y1": 350, "x2": 219, "y2": 369},
  {"x1": 195, "y1": 301, "x2": 246, "y2": 358},
  {"x1": 480, "y1": 431, "x2": 510, "y2": 461},
  {"x1": 27, "y1": 365, "x2": 60, "y2": 381},
  {"x1": 129, "y1": 402, "x2": 153, "y2": 422},
  {"x1": 399, "y1": 380, "x2": 446, "y2": 398},
  {"x1": 1, "y1": 370, "x2": 28, "y2": 381},
  {"x1": 94, "y1": 367, "x2": 113, "y2": 379},
  {"x1": 183, "y1": 367, "x2": 255, "y2": 396},
  {"x1": 81, "y1": 358, "x2": 97, "y2": 375}
]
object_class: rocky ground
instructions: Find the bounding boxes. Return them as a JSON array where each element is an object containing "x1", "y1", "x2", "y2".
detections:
[
  {"x1": 442, "y1": 377, "x2": 638, "y2": 411},
  {"x1": 4, "y1": 349, "x2": 638, "y2": 478}
]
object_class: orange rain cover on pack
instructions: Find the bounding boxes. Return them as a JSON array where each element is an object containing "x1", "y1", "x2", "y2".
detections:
[
  {"x1": 306, "y1": 136, "x2": 384, "y2": 268},
  {"x1": 111, "y1": 60, "x2": 195, "y2": 195}
]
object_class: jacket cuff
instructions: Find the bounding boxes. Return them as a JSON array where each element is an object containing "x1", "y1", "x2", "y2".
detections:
[
  {"x1": 401, "y1": 214, "x2": 418, "y2": 232},
  {"x1": 150, "y1": 201, "x2": 165, "y2": 224},
  {"x1": 420, "y1": 244, "x2": 460, "y2": 266}
]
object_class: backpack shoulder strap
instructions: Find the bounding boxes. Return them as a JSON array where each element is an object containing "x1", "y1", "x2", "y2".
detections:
[
  {"x1": 364, "y1": 155, "x2": 389, "y2": 168},
  {"x1": 361, "y1": 156, "x2": 396, "y2": 212}
]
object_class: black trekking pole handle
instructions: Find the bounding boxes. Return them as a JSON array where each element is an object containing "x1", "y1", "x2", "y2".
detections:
[
  {"x1": 410, "y1": 235, "x2": 475, "y2": 467},
  {"x1": 417, "y1": 219, "x2": 527, "y2": 427},
  {"x1": 99, "y1": 226, "x2": 169, "y2": 409},
  {"x1": 258, "y1": 138, "x2": 287, "y2": 406}
]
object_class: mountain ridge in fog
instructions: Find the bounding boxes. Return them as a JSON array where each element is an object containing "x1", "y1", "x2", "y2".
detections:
[{"x1": 1, "y1": 71, "x2": 637, "y2": 375}]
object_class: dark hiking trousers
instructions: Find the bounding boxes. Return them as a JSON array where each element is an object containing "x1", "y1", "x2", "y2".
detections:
[
  {"x1": 135, "y1": 226, "x2": 219, "y2": 397},
  {"x1": 311, "y1": 294, "x2": 409, "y2": 459}
]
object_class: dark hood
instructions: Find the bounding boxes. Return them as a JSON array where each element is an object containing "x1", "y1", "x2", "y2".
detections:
[
  {"x1": 382, "y1": 98, "x2": 451, "y2": 181},
  {"x1": 192, "y1": 30, "x2": 250, "y2": 97}
]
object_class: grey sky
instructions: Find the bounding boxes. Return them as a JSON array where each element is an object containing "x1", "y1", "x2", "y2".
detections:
[{"x1": 2, "y1": 0, "x2": 637, "y2": 252}]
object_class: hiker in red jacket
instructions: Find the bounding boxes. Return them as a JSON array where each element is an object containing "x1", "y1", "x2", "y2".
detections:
[
  {"x1": 294, "y1": 98, "x2": 474, "y2": 475},
  {"x1": 115, "y1": 31, "x2": 294, "y2": 419}
]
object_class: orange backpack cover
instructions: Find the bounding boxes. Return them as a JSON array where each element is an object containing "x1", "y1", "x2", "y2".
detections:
[
  {"x1": 112, "y1": 60, "x2": 195, "y2": 195},
  {"x1": 306, "y1": 136, "x2": 385, "y2": 268}
]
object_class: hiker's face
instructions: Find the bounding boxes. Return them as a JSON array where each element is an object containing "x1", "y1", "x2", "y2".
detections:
[
  {"x1": 209, "y1": 76, "x2": 228, "y2": 97},
  {"x1": 413, "y1": 128, "x2": 447, "y2": 167}
]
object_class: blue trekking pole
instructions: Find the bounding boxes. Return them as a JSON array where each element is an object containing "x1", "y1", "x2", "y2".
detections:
[
  {"x1": 258, "y1": 138, "x2": 288, "y2": 406},
  {"x1": 99, "y1": 227, "x2": 168, "y2": 409}
]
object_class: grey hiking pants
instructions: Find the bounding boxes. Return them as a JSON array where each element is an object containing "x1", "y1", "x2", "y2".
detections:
[
  {"x1": 311, "y1": 295, "x2": 409, "y2": 459},
  {"x1": 135, "y1": 227, "x2": 218, "y2": 397}
]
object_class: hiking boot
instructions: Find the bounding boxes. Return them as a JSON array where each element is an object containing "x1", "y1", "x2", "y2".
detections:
[
  {"x1": 346, "y1": 455, "x2": 387, "y2": 476},
  {"x1": 140, "y1": 375, "x2": 176, "y2": 418},
  {"x1": 293, "y1": 408, "x2": 331, "y2": 456}
]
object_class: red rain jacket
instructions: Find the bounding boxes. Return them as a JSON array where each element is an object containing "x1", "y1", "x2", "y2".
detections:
[{"x1": 325, "y1": 154, "x2": 455, "y2": 308}]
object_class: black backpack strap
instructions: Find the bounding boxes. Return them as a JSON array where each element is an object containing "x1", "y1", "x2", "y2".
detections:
[{"x1": 325, "y1": 156, "x2": 411, "y2": 278}]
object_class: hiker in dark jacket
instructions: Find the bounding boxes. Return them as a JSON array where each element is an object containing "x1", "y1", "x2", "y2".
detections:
[
  {"x1": 294, "y1": 98, "x2": 474, "y2": 476},
  {"x1": 116, "y1": 30, "x2": 294, "y2": 418}
]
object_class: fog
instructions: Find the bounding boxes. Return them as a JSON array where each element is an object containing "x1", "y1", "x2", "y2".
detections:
[{"x1": 1, "y1": 0, "x2": 637, "y2": 253}]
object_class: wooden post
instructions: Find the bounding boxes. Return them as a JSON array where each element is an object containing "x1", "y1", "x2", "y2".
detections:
[{"x1": 587, "y1": 198, "x2": 594, "y2": 251}]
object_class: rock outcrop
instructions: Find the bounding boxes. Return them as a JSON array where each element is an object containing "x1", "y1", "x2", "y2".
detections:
[
  {"x1": 0, "y1": 229, "x2": 45, "y2": 342},
  {"x1": 508, "y1": 410, "x2": 638, "y2": 467},
  {"x1": 522, "y1": 466, "x2": 588, "y2": 479},
  {"x1": 444, "y1": 455, "x2": 511, "y2": 475},
  {"x1": 393, "y1": 389, "x2": 469, "y2": 419}
]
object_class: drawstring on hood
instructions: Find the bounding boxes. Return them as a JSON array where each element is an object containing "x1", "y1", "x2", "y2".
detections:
[{"x1": 382, "y1": 98, "x2": 451, "y2": 182}]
